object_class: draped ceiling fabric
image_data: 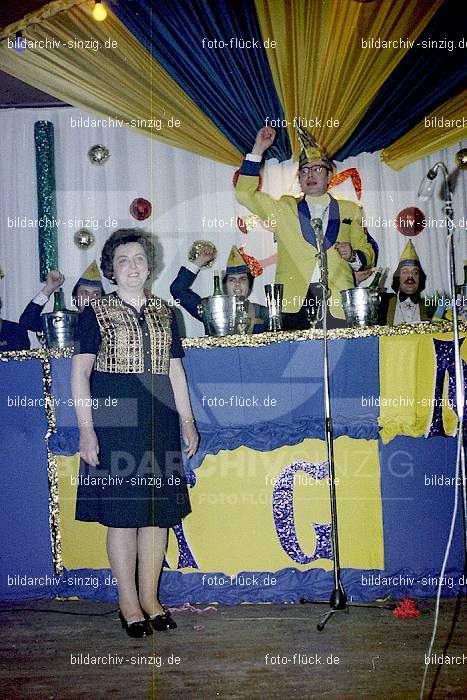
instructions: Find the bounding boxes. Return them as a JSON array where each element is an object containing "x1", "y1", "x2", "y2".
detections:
[
  {"x1": 382, "y1": 91, "x2": 467, "y2": 171},
  {"x1": 0, "y1": 1, "x2": 243, "y2": 165},
  {"x1": 0, "y1": 0, "x2": 464, "y2": 169},
  {"x1": 253, "y1": 0, "x2": 443, "y2": 158},
  {"x1": 108, "y1": 0, "x2": 291, "y2": 162},
  {"x1": 336, "y1": 0, "x2": 467, "y2": 161}
]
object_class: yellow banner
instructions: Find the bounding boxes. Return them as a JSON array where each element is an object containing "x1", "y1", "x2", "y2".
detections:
[
  {"x1": 57, "y1": 437, "x2": 383, "y2": 574},
  {"x1": 379, "y1": 331, "x2": 466, "y2": 443}
]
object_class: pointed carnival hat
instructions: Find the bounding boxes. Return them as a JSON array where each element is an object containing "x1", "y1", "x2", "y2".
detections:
[
  {"x1": 296, "y1": 123, "x2": 334, "y2": 171},
  {"x1": 77, "y1": 260, "x2": 103, "y2": 287},
  {"x1": 399, "y1": 240, "x2": 420, "y2": 267},
  {"x1": 225, "y1": 246, "x2": 249, "y2": 274}
]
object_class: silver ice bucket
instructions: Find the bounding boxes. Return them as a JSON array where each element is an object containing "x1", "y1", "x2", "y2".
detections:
[
  {"x1": 340, "y1": 288, "x2": 380, "y2": 328},
  {"x1": 42, "y1": 310, "x2": 79, "y2": 348},
  {"x1": 198, "y1": 295, "x2": 237, "y2": 336}
]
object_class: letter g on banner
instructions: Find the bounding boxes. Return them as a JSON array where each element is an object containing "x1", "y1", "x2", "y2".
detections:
[{"x1": 272, "y1": 461, "x2": 332, "y2": 564}]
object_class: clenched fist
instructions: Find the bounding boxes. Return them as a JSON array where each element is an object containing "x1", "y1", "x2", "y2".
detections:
[
  {"x1": 43, "y1": 270, "x2": 65, "y2": 295},
  {"x1": 252, "y1": 126, "x2": 276, "y2": 155}
]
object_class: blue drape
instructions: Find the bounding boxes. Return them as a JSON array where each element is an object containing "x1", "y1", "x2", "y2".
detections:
[
  {"x1": 335, "y1": 0, "x2": 467, "y2": 160},
  {"x1": 109, "y1": 0, "x2": 292, "y2": 161}
]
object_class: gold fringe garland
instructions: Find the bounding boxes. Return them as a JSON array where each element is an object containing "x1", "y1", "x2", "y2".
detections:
[
  {"x1": 181, "y1": 320, "x2": 466, "y2": 349},
  {"x1": 41, "y1": 357, "x2": 63, "y2": 576}
]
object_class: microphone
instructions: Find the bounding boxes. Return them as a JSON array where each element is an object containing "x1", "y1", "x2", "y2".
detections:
[{"x1": 417, "y1": 163, "x2": 441, "y2": 201}]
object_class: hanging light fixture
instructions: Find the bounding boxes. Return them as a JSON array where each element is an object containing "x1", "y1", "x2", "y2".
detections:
[{"x1": 92, "y1": 1, "x2": 108, "y2": 21}]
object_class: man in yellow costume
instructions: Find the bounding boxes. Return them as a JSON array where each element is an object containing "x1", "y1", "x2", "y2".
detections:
[{"x1": 235, "y1": 126, "x2": 375, "y2": 329}]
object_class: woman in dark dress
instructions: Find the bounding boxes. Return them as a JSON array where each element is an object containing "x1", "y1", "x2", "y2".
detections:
[{"x1": 71, "y1": 230, "x2": 198, "y2": 638}]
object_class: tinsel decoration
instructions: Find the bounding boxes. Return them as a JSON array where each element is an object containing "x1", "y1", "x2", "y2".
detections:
[
  {"x1": 42, "y1": 357, "x2": 63, "y2": 575},
  {"x1": 393, "y1": 598, "x2": 420, "y2": 619},
  {"x1": 73, "y1": 228, "x2": 95, "y2": 249},
  {"x1": 182, "y1": 321, "x2": 464, "y2": 349},
  {"x1": 187, "y1": 241, "x2": 217, "y2": 267},
  {"x1": 34, "y1": 121, "x2": 58, "y2": 282},
  {"x1": 238, "y1": 246, "x2": 263, "y2": 277},
  {"x1": 329, "y1": 168, "x2": 362, "y2": 200},
  {"x1": 455, "y1": 148, "x2": 467, "y2": 169},
  {"x1": 396, "y1": 207, "x2": 426, "y2": 236},
  {"x1": 88, "y1": 144, "x2": 110, "y2": 165},
  {"x1": 237, "y1": 215, "x2": 263, "y2": 234},
  {"x1": 130, "y1": 197, "x2": 152, "y2": 220}
]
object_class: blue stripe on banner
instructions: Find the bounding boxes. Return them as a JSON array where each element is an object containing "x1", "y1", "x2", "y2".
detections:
[
  {"x1": 108, "y1": 0, "x2": 292, "y2": 162},
  {"x1": 335, "y1": 0, "x2": 465, "y2": 159},
  {"x1": 183, "y1": 336, "x2": 380, "y2": 469}
]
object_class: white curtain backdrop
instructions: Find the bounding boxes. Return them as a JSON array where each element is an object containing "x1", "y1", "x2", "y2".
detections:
[{"x1": 0, "y1": 106, "x2": 465, "y2": 342}]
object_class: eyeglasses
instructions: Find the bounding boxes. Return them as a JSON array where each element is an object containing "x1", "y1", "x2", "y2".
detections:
[{"x1": 299, "y1": 165, "x2": 330, "y2": 175}]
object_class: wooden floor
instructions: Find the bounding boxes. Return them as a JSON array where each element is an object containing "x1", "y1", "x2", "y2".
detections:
[{"x1": 0, "y1": 598, "x2": 465, "y2": 699}]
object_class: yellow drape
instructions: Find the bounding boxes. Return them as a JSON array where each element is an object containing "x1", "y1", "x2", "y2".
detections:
[
  {"x1": 254, "y1": 0, "x2": 442, "y2": 157},
  {"x1": 379, "y1": 331, "x2": 466, "y2": 444},
  {"x1": 0, "y1": 2, "x2": 242, "y2": 166},
  {"x1": 381, "y1": 91, "x2": 467, "y2": 170}
]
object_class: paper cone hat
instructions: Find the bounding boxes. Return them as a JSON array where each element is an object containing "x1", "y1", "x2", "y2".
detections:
[
  {"x1": 226, "y1": 246, "x2": 248, "y2": 274},
  {"x1": 296, "y1": 123, "x2": 334, "y2": 171},
  {"x1": 399, "y1": 240, "x2": 420, "y2": 267},
  {"x1": 77, "y1": 260, "x2": 103, "y2": 287}
]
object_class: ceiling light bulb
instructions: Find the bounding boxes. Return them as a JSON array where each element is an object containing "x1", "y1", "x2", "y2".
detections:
[{"x1": 92, "y1": 1, "x2": 108, "y2": 21}]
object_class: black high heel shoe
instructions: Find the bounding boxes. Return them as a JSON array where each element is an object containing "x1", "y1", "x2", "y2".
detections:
[
  {"x1": 142, "y1": 607, "x2": 177, "y2": 631},
  {"x1": 118, "y1": 610, "x2": 153, "y2": 637}
]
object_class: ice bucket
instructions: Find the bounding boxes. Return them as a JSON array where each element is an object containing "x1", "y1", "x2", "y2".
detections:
[
  {"x1": 340, "y1": 288, "x2": 380, "y2": 328},
  {"x1": 42, "y1": 310, "x2": 79, "y2": 348},
  {"x1": 198, "y1": 295, "x2": 237, "y2": 336}
]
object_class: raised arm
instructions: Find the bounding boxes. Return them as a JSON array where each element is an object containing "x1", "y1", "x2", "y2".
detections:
[{"x1": 235, "y1": 126, "x2": 281, "y2": 222}]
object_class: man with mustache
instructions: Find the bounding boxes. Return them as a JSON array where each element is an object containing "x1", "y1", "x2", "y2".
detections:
[{"x1": 378, "y1": 240, "x2": 432, "y2": 325}]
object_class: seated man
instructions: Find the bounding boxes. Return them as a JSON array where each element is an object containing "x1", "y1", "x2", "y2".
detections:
[
  {"x1": 19, "y1": 261, "x2": 103, "y2": 333},
  {"x1": 0, "y1": 298, "x2": 30, "y2": 351},
  {"x1": 235, "y1": 125, "x2": 375, "y2": 330},
  {"x1": 378, "y1": 240, "x2": 432, "y2": 325},
  {"x1": 170, "y1": 245, "x2": 269, "y2": 335}
]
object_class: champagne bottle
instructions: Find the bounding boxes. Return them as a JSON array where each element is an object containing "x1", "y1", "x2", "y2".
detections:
[
  {"x1": 213, "y1": 270, "x2": 222, "y2": 296},
  {"x1": 53, "y1": 289, "x2": 63, "y2": 311},
  {"x1": 369, "y1": 269, "x2": 382, "y2": 289}
]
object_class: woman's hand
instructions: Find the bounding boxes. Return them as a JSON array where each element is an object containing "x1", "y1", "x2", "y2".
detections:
[
  {"x1": 181, "y1": 420, "x2": 199, "y2": 458},
  {"x1": 79, "y1": 426, "x2": 99, "y2": 466}
]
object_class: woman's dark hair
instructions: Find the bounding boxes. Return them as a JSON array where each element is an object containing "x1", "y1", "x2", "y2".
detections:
[
  {"x1": 222, "y1": 271, "x2": 254, "y2": 294},
  {"x1": 100, "y1": 229, "x2": 155, "y2": 282}
]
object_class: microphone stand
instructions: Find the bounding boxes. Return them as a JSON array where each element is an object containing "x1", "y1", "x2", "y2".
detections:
[
  {"x1": 314, "y1": 220, "x2": 347, "y2": 630},
  {"x1": 299, "y1": 220, "x2": 396, "y2": 626},
  {"x1": 419, "y1": 162, "x2": 466, "y2": 549}
]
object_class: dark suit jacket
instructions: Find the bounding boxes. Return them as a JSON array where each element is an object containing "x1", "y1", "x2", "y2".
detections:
[
  {"x1": 0, "y1": 319, "x2": 30, "y2": 351},
  {"x1": 19, "y1": 300, "x2": 45, "y2": 333},
  {"x1": 170, "y1": 266, "x2": 269, "y2": 334}
]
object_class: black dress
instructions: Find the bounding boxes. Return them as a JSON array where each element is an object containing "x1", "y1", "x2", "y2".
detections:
[{"x1": 74, "y1": 292, "x2": 191, "y2": 528}]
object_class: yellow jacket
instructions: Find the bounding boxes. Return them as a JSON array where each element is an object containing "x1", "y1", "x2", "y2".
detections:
[{"x1": 235, "y1": 162, "x2": 375, "y2": 317}]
